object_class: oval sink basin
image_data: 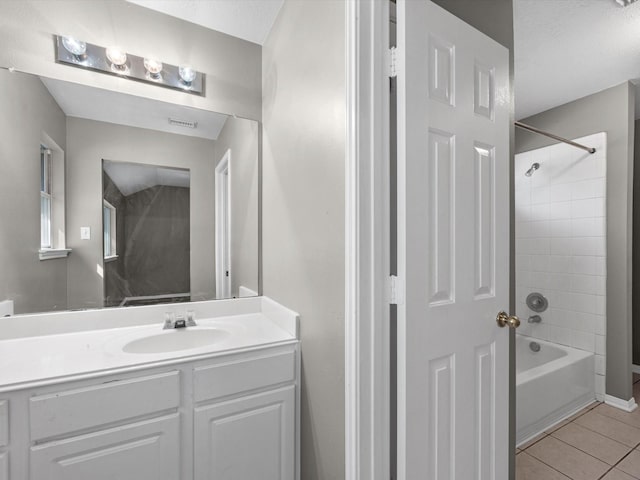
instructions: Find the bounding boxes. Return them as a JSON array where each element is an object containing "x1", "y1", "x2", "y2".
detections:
[{"x1": 123, "y1": 328, "x2": 230, "y2": 354}]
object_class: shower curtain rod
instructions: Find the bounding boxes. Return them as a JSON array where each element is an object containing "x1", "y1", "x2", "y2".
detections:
[{"x1": 514, "y1": 121, "x2": 596, "y2": 154}]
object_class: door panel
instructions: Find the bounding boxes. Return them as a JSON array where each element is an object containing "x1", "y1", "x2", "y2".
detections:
[
  {"x1": 397, "y1": 1, "x2": 510, "y2": 479},
  {"x1": 194, "y1": 386, "x2": 295, "y2": 480}
]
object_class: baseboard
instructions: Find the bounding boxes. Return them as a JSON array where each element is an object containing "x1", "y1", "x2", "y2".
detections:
[
  {"x1": 605, "y1": 394, "x2": 638, "y2": 412},
  {"x1": 632, "y1": 364, "x2": 640, "y2": 375}
]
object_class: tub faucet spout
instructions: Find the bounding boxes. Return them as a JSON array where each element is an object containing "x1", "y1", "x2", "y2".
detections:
[{"x1": 528, "y1": 315, "x2": 542, "y2": 324}]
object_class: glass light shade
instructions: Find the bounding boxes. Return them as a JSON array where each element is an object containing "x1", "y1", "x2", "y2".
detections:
[
  {"x1": 178, "y1": 65, "x2": 197, "y2": 84},
  {"x1": 106, "y1": 47, "x2": 127, "y2": 67},
  {"x1": 143, "y1": 58, "x2": 163, "y2": 75},
  {"x1": 61, "y1": 36, "x2": 87, "y2": 56}
]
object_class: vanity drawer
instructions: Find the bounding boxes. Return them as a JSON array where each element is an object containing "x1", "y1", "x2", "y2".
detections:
[
  {"x1": 0, "y1": 401, "x2": 7, "y2": 447},
  {"x1": 194, "y1": 349, "x2": 295, "y2": 403},
  {"x1": 30, "y1": 370, "x2": 180, "y2": 442}
]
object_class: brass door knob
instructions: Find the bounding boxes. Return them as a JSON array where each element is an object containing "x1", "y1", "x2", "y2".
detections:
[{"x1": 496, "y1": 311, "x2": 520, "y2": 328}]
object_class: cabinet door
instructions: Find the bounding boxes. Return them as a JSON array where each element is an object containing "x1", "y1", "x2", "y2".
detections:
[
  {"x1": 30, "y1": 414, "x2": 179, "y2": 480},
  {"x1": 194, "y1": 386, "x2": 295, "y2": 480}
]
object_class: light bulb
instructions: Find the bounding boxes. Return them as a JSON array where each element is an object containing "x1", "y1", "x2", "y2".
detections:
[
  {"x1": 144, "y1": 58, "x2": 163, "y2": 76},
  {"x1": 61, "y1": 36, "x2": 87, "y2": 56},
  {"x1": 106, "y1": 47, "x2": 127, "y2": 67},
  {"x1": 178, "y1": 65, "x2": 197, "y2": 84}
]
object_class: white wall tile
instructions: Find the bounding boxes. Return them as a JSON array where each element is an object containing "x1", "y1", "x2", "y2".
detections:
[
  {"x1": 569, "y1": 256, "x2": 596, "y2": 275},
  {"x1": 572, "y1": 331, "x2": 595, "y2": 352},
  {"x1": 515, "y1": 133, "x2": 606, "y2": 398},
  {"x1": 595, "y1": 374, "x2": 605, "y2": 400},
  {"x1": 595, "y1": 355, "x2": 606, "y2": 375},
  {"x1": 548, "y1": 201, "x2": 571, "y2": 220},
  {"x1": 548, "y1": 220, "x2": 571, "y2": 238},
  {"x1": 594, "y1": 315, "x2": 606, "y2": 335},
  {"x1": 550, "y1": 238, "x2": 572, "y2": 256},
  {"x1": 595, "y1": 334, "x2": 606, "y2": 355},
  {"x1": 547, "y1": 255, "x2": 571, "y2": 273}
]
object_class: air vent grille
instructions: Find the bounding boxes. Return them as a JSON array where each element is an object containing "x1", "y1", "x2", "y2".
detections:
[{"x1": 168, "y1": 118, "x2": 198, "y2": 129}]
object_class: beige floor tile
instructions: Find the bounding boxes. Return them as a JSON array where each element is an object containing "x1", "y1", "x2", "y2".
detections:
[
  {"x1": 634, "y1": 382, "x2": 640, "y2": 403},
  {"x1": 574, "y1": 410, "x2": 640, "y2": 447},
  {"x1": 595, "y1": 404, "x2": 640, "y2": 429},
  {"x1": 526, "y1": 436, "x2": 609, "y2": 480},
  {"x1": 516, "y1": 452, "x2": 570, "y2": 480},
  {"x1": 519, "y1": 432, "x2": 548, "y2": 450},
  {"x1": 617, "y1": 451, "x2": 640, "y2": 478},
  {"x1": 602, "y1": 468, "x2": 640, "y2": 480},
  {"x1": 546, "y1": 418, "x2": 572, "y2": 434},
  {"x1": 550, "y1": 422, "x2": 631, "y2": 465}
]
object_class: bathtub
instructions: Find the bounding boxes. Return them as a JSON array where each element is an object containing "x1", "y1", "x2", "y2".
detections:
[{"x1": 516, "y1": 335, "x2": 594, "y2": 446}]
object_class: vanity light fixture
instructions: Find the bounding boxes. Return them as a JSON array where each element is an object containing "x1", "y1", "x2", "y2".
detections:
[
  {"x1": 143, "y1": 57, "x2": 163, "y2": 79},
  {"x1": 61, "y1": 36, "x2": 87, "y2": 57},
  {"x1": 106, "y1": 46, "x2": 128, "y2": 72},
  {"x1": 54, "y1": 35, "x2": 204, "y2": 96},
  {"x1": 178, "y1": 65, "x2": 197, "y2": 85}
]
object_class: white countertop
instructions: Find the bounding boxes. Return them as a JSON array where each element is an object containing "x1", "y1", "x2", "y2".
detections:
[{"x1": 0, "y1": 310, "x2": 297, "y2": 392}]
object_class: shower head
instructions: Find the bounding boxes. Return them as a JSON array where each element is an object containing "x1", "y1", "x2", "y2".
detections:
[{"x1": 525, "y1": 163, "x2": 540, "y2": 177}]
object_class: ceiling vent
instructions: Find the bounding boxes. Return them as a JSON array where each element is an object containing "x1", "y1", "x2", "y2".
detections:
[
  {"x1": 615, "y1": 0, "x2": 639, "y2": 6},
  {"x1": 168, "y1": 118, "x2": 198, "y2": 129}
]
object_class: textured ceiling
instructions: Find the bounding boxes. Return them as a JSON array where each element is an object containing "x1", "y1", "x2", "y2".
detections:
[
  {"x1": 515, "y1": 0, "x2": 640, "y2": 119},
  {"x1": 127, "y1": 0, "x2": 284, "y2": 45},
  {"x1": 103, "y1": 161, "x2": 190, "y2": 197}
]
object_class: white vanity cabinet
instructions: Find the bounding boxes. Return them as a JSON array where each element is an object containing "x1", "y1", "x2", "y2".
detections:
[
  {"x1": 1, "y1": 342, "x2": 299, "y2": 480},
  {"x1": 193, "y1": 348, "x2": 297, "y2": 480},
  {"x1": 0, "y1": 400, "x2": 8, "y2": 480}
]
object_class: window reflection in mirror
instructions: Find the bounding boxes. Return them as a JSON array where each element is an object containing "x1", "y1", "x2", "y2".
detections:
[{"x1": 0, "y1": 68, "x2": 259, "y2": 315}]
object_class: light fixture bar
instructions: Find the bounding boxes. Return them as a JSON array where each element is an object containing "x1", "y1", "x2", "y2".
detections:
[{"x1": 54, "y1": 35, "x2": 204, "y2": 96}]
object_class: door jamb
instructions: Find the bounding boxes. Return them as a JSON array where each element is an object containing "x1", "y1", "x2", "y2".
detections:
[
  {"x1": 215, "y1": 149, "x2": 231, "y2": 299},
  {"x1": 345, "y1": 1, "x2": 391, "y2": 479}
]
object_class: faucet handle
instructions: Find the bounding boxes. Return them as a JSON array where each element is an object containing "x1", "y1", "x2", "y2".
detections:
[
  {"x1": 186, "y1": 310, "x2": 197, "y2": 327},
  {"x1": 163, "y1": 312, "x2": 175, "y2": 329},
  {"x1": 528, "y1": 315, "x2": 542, "y2": 324}
]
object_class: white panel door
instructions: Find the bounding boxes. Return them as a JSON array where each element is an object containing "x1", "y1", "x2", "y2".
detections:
[
  {"x1": 194, "y1": 386, "x2": 295, "y2": 480},
  {"x1": 396, "y1": 1, "x2": 511, "y2": 479}
]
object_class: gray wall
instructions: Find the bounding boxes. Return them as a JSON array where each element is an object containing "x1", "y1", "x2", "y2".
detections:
[
  {"x1": 0, "y1": 70, "x2": 68, "y2": 313},
  {"x1": 262, "y1": 1, "x2": 346, "y2": 479},
  {"x1": 0, "y1": 0, "x2": 262, "y2": 120},
  {"x1": 213, "y1": 117, "x2": 259, "y2": 297},
  {"x1": 66, "y1": 118, "x2": 216, "y2": 309},
  {"x1": 634, "y1": 120, "x2": 640, "y2": 365},
  {"x1": 515, "y1": 82, "x2": 636, "y2": 400},
  {"x1": 431, "y1": 0, "x2": 514, "y2": 53}
]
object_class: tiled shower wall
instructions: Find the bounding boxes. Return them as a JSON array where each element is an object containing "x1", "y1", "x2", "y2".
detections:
[{"x1": 515, "y1": 132, "x2": 607, "y2": 401}]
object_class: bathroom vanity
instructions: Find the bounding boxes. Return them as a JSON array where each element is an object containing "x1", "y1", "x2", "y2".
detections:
[{"x1": 0, "y1": 297, "x2": 299, "y2": 480}]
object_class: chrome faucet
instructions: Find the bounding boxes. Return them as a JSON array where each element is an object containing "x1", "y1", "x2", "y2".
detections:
[
  {"x1": 163, "y1": 311, "x2": 197, "y2": 329},
  {"x1": 528, "y1": 315, "x2": 542, "y2": 324}
]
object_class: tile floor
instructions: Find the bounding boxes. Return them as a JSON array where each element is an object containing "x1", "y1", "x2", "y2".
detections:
[{"x1": 516, "y1": 374, "x2": 640, "y2": 479}]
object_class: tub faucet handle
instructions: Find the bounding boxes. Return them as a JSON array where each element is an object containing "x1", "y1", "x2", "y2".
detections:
[{"x1": 528, "y1": 315, "x2": 542, "y2": 324}]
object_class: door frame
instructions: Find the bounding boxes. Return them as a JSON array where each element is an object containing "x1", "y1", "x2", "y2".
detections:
[
  {"x1": 345, "y1": 2, "x2": 516, "y2": 479},
  {"x1": 344, "y1": 1, "x2": 391, "y2": 479},
  {"x1": 215, "y1": 149, "x2": 231, "y2": 299}
]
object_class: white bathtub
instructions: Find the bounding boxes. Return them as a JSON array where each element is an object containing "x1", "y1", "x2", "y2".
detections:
[{"x1": 516, "y1": 335, "x2": 594, "y2": 446}]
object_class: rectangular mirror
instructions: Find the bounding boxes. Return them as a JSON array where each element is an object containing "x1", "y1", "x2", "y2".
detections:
[{"x1": 0, "y1": 68, "x2": 260, "y2": 315}]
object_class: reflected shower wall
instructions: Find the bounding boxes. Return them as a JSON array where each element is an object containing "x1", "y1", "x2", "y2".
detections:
[
  {"x1": 515, "y1": 132, "x2": 607, "y2": 400},
  {"x1": 103, "y1": 162, "x2": 190, "y2": 307}
]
